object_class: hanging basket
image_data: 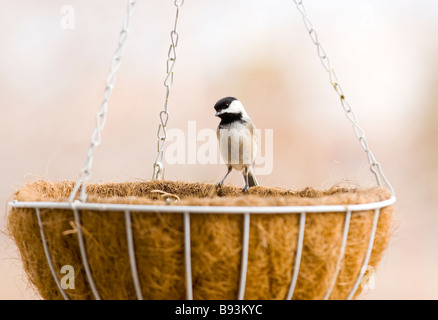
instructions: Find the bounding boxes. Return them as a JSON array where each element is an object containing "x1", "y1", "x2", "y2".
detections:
[
  {"x1": 8, "y1": 180, "x2": 394, "y2": 300},
  {"x1": 7, "y1": 0, "x2": 397, "y2": 300}
]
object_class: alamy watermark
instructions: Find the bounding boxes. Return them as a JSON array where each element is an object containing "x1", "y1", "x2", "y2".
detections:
[
  {"x1": 60, "y1": 265, "x2": 75, "y2": 290},
  {"x1": 60, "y1": 5, "x2": 75, "y2": 30},
  {"x1": 164, "y1": 121, "x2": 274, "y2": 175}
]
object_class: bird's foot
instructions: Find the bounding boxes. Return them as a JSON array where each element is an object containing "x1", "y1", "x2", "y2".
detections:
[
  {"x1": 216, "y1": 182, "x2": 223, "y2": 188},
  {"x1": 242, "y1": 185, "x2": 249, "y2": 193}
]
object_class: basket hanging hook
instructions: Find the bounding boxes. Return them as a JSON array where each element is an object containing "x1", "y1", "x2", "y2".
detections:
[
  {"x1": 152, "y1": 161, "x2": 164, "y2": 181},
  {"x1": 69, "y1": 0, "x2": 137, "y2": 203},
  {"x1": 292, "y1": 0, "x2": 395, "y2": 195},
  {"x1": 151, "y1": 0, "x2": 185, "y2": 180}
]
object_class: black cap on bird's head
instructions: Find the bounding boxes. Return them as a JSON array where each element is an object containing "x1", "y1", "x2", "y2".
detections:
[
  {"x1": 214, "y1": 97, "x2": 237, "y2": 115},
  {"x1": 214, "y1": 97, "x2": 249, "y2": 123}
]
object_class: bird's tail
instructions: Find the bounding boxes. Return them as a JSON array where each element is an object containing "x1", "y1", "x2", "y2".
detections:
[{"x1": 246, "y1": 168, "x2": 259, "y2": 187}]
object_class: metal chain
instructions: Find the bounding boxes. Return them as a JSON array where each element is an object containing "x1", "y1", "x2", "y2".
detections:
[
  {"x1": 152, "y1": 0, "x2": 185, "y2": 180},
  {"x1": 69, "y1": 0, "x2": 137, "y2": 203},
  {"x1": 292, "y1": 0, "x2": 394, "y2": 195}
]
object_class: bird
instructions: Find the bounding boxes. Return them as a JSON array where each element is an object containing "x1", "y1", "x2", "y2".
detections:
[{"x1": 214, "y1": 97, "x2": 258, "y2": 192}]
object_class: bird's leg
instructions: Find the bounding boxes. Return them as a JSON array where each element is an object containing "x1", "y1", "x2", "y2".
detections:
[
  {"x1": 217, "y1": 166, "x2": 232, "y2": 188},
  {"x1": 242, "y1": 167, "x2": 249, "y2": 193}
]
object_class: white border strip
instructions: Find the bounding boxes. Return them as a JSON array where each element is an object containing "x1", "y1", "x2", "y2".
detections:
[
  {"x1": 285, "y1": 212, "x2": 306, "y2": 300},
  {"x1": 346, "y1": 208, "x2": 381, "y2": 300},
  {"x1": 35, "y1": 208, "x2": 70, "y2": 300},
  {"x1": 237, "y1": 213, "x2": 250, "y2": 300},
  {"x1": 125, "y1": 210, "x2": 143, "y2": 300},
  {"x1": 9, "y1": 196, "x2": 395, "y2": 214},
  {"x1": 323, "y1": 210, "x2": 352, "y2": 300},
  {"x1": 72, "y1": 208, "x2": 101, "y2": 300},
  {"x1": 183, "y1": 212, "x2": 193, "y2": 300}
]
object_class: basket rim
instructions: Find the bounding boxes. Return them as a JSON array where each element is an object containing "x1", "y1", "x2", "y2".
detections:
[{"x1": 8, "y1": 195, "x2": 396, "y2": 214}]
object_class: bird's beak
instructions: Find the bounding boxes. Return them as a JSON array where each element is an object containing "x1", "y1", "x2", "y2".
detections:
[{"x1": 215, "y1": 111, "x2": 222, "y2": 117}]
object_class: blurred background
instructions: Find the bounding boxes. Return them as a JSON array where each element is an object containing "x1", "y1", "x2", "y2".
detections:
[{"x1": 1, "y1": 0, "x2": 437, "y2": 299}]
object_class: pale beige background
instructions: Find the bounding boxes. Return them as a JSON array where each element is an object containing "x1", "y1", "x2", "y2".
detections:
[{"x1": 1, "y1": 0, "x2": 437, "y2": 299}]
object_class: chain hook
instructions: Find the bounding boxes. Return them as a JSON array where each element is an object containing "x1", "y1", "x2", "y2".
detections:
[
  {"x1": 292, "y1": 0, "x2": 394, "y2": 195},
  {"x1": 152, "y1": 161, "x2": 164, "y2": 180},
  {"x1": 151, "y1": 0, "x2": 184, "y2": 180},
  {"x1": 68, "y1": 0, "x2": 137, "y2": 202}
]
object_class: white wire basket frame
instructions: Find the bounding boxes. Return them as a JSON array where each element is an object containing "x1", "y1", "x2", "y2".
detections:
[
  {"x1": 9, "y1": 196, "x2": 396, "y2": 300},
  {"x1": 8, "y1": 0, "x2": 397, "y2": 301}
]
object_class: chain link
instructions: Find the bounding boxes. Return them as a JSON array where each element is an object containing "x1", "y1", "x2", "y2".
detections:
[
  {"x1": 292, "y1": 0, "x2": 394, "y2": 195},
  {"x1": 152, "y1": 0, "x2": 184, "y2": 180},
  {"x1": 69, "y1": 0, "x2": 137, "y2": 203}
]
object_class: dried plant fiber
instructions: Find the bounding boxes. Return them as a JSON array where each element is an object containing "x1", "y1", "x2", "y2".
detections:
[{"x1": 7, "y1": 180, "x2": 394, "y2": 300}]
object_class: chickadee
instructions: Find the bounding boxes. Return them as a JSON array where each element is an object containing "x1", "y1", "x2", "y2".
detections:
[{"x1": 214, "y1": 97, "x2": 258, "y2": 192}]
